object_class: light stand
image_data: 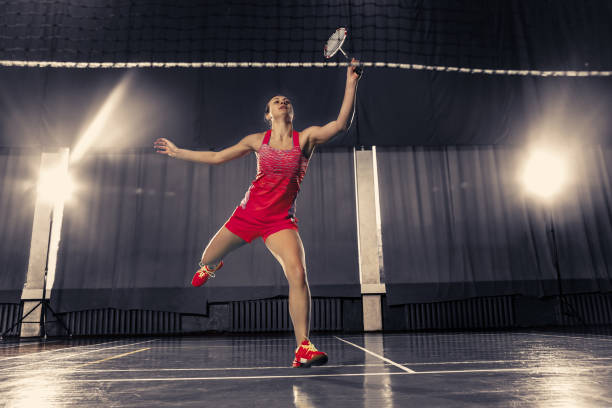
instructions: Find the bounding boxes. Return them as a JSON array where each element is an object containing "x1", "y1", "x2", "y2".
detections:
[
  {"x1": 546, "y1": 208, "x2": 584, "y2": 325},
  {"x1": 522, "y1": 147, "x2": 583, "y2": 325},
  {"x1": 1, "y1": 210, "x2": 72, "y2": 340}
]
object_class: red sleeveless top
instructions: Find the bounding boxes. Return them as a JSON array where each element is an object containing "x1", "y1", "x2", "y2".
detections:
[{"x1": 237, "y1": 129, "x2": 309, "y2": 221}]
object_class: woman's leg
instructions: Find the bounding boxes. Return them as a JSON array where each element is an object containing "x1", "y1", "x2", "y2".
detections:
[
  {"x1": 264, "y1": 229, "x2": 310, "y2": 346},
  {"x1": 200, "y1": 226, "x2": 247, "y2": 267}
]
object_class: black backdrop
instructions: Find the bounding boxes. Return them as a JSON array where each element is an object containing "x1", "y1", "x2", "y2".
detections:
[
  {"x1": 2, "y1": 67, "x2": 612, "y2": 150},
  {"x1": 51, "y1": 147, "x2": 359, "y2": 314},
  {"x1": 378, "y1": 146, "x2": 612, "y2": 305}
]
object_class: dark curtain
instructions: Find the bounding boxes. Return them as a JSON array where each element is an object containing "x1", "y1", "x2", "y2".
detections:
[
  {"x1": 52, "y1": 147, "x2": 359, "y2": 314},
  {"x1": 0, "y1": 149, "x2": 39, "y2": 303},
  {"x1": 2, "y1": 67, "x2": 612, "y2": 150},
  {"x1": 0, "y1": 67, "x2": 350, "y2": 150},
  {"x1": 378, "y1": 146, "x2": 612, "y2": 305},
  {"x1": 355, "y1": 70, "x2": 612, "y2": 147},
  {"x1": 297, "y1": 148, "x2": 360, "y2": 296}
]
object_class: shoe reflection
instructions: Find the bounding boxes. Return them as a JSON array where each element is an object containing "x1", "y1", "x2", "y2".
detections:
[{"x1": 293, "y1": 385, "x2": 316, "y2": 408}]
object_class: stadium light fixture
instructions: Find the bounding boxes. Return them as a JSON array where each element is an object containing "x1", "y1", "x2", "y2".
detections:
[
  {"x1": 37, "y1": 165, "x2": 74, "y2": 205},
  {"x1": 521, "y1": 147, "x2": 568, "y2": 200}
]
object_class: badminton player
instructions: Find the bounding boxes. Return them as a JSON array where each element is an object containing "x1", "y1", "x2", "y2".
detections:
[{"x1": 154, "y1": 59, "x2": 361, "y2": 368}]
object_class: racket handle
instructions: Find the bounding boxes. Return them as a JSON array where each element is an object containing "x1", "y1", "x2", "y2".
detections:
[{"x1": 349, "y1": 60, "x2": 363, "y2": 75}]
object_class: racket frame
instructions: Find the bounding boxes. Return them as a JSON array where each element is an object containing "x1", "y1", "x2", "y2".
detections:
[{"x1": 324, "y1": 27, "x2": 348, "y2": 59}]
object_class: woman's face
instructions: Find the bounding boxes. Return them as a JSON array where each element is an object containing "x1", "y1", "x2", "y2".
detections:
[{"x1": 267, "y1": 95, "x2": 294, "y2": 123}]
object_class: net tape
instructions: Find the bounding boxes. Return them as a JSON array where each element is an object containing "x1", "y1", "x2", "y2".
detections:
[{"x1": 1, "y1": 59, "x2": 610, "y2": 77}]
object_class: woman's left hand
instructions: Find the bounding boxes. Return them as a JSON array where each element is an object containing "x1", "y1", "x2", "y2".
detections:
[{"x1": 347, "y1": 58, "x2": 362, "y2": 84}]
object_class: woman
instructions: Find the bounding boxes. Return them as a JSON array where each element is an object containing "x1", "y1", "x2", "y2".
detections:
[{"x1": 154, "y1": 59, "x2": 361, "y2": 368}]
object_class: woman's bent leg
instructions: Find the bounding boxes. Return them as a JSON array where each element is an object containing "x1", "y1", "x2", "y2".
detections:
[
  {"x1": 191, "y1": 226, "x2": 247, "y2": 287},
  {"x1": 200, "y1": 226, "x2": 247, "y2": 267}
]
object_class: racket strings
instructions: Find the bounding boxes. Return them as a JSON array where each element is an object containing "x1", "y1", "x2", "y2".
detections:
[{"x1": 324, "y1": 28, "x2": 348, "y2": 59}]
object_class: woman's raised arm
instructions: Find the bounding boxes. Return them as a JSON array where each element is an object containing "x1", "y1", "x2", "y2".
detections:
[
  {"x1": 302, "y1": 58, "x2": 361, "y2": 146},
  {"x1": 154, "y1": 133, "x2": 261, "y2": 164}
]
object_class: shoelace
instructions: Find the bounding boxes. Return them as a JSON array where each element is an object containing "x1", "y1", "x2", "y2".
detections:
[
  {"x1": 302, "y1": 342, "x2": 318, "y2": 353},
  {"x1": 197, "y1": 262, "x2": 219, "y2": 279},
  {"x1": 197, "y1": 269, "x2": 215, "y2": 279}
]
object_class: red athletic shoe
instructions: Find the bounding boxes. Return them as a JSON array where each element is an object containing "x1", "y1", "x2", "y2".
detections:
[
  {"x1": 191, "y1": 261, "x2": 223, "y2": 287},
  {"x1": 292, "y1": 339, "x2": 328, "y2": 368}
]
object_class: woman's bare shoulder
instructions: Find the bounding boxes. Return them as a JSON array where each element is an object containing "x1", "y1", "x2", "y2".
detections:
[{"x1": 242, "y1": 131, "x2": 267, "y2": 151}]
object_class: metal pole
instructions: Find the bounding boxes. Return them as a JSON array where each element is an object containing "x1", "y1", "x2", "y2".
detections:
[
  {"x1": 548, "y1": 208, "x2": 584, "y2": 324},
  {"x1": 39, "y1": 208, "x2": 54, "y2": 339},
  {"x1": 548, "y1": 210, "x2": 564, "y2": 314}
]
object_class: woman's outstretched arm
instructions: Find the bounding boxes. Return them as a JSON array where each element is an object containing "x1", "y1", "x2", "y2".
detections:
[
  {"x1": 303, "y1": 58, "x2": 361, "y2": 146},
  {"x1": 154, "y1": 133, "x2": 262, "y2": 164}
]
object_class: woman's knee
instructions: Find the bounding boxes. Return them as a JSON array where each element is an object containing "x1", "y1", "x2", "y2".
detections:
[{"x1": 285, "y1": 263, "x2": 307, "y2": 286}]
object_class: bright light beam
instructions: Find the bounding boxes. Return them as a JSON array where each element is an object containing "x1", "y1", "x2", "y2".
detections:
[
  {"x1": 70, "y1": 74, "x2": 132, "y2": 164},
  {"x1": 521, "y1": 148, "x2": 568, "y2": 199}
]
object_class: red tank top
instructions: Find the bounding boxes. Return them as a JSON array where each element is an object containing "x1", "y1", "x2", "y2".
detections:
[{"x1": 237, "y1": 130, "x2": 309, "y2": 220}]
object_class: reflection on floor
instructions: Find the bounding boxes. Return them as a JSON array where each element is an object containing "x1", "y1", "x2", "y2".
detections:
[{"x1": 1, "y1": 329, "x2": 612, "y2": 407}]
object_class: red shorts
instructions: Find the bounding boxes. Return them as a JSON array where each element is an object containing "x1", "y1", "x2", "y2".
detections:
[{"x1": 224, "y1": 208, "x2": 298, "y2": 243}]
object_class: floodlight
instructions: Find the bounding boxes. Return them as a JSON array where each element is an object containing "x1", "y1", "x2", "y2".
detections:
[
  {"x1": 521, "y1": 148, "x2": 567, "y2": 199},
  {"x1": 37, "y1": 166, "x2": 74, "y2": 204}
]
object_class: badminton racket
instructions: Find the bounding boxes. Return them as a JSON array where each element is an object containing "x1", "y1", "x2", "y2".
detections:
[{"x1": 324, "y1": 27, "x2": 362, "y2": 75}]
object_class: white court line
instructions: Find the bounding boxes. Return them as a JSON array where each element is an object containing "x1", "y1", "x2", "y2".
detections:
[
  {"x1": 414, "y1": 365, "x2": 612, "y2": 375},
  {"x1": 59, "y1": 364, "x2": 612, "y2": 383},
  {"x1": 69, "y1": 356, "x2": 612, "y2": 374},
  {"x1": 73, "y1": 363, "x2": 383, "y2": 373},
  {"x1": 0, "y1": 339, "x2": 124, "y2": 361},
  {"x1": 0, "y1": 339, "x2": 158, "y2": 372},
  {"x1": 69, "y1": 371, "x2": 410, "y2": 382},
  {"x1": 403, "y1": 356, "x2": 612, "y2": 365},
  {"x1": 334, "y1": 336, "x2": 415, "y2": 373},
  {"x1": 339, "y1": 332, "x2": 612, "y2": 344}
]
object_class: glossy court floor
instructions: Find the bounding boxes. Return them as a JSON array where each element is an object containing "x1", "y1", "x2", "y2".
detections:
[{"x1": 1, "y1": 329, "x2": 612, "y2": 407}]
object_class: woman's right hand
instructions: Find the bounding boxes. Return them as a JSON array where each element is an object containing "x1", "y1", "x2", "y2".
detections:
[
  {"x1": 347, "y1": 57, "x2": 362, "y2": 85},
  {"x1": 154, "y1": 138, "x2": 179, "y2": 157}
]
